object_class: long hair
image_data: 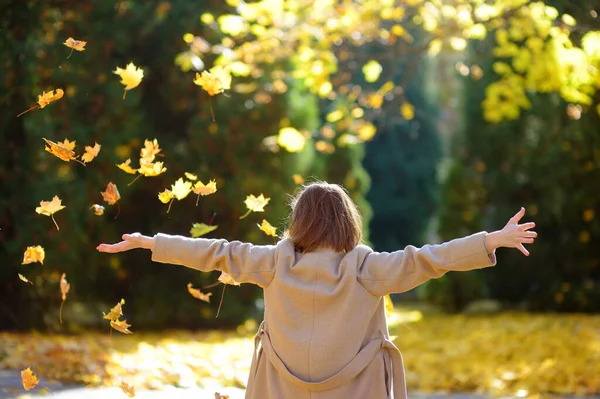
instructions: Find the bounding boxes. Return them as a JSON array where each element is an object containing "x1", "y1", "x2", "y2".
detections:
[{"x1": 283, "y1": 181, "x2": 363, "y2": 253}]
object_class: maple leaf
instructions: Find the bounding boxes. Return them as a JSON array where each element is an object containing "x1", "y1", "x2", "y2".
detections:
[
  {"x1": 187, "y1": 283, "x2": 212, "y2": 303},
  {"x1": 81, "y1": 142, "x2": 101, "y2": 163},
  {"x1": 184, "y1": 172, "x2": 198, "y2": 181},
  {"x1": 138, "y1": 161, "x2": 166, "y2": 177},
  {"x1": 22, "y1": 245, "x2": 45, "y2": 265},
  {"x1": 193, "y1": 179, "x2": 217, "y2": 205},
  {"x1": 101, "y1": 182, "x2": 121, "y2": 218},
  {"x1": 59, "y1": 273, "x2": 70, "y2": 324},
  {"x1": 117, "y1": 158, "x2": 138, "y2": 174},
  {"x1": 158, "y1": 189, "x2": 174, "y2": 204},
  {"x1": 193, "y1": 65, "x2": 232, "y2": 96},
  {"x1": 258, "y1": 219, "x2": 277, "y2": 237},
  {"x1": 240, "y1": 194, "x2": 270, "y2": 219},
  {"x1": 90, "y1": 204, "x2": 105, "y2": 215},
  {"x1": 171, "y1": 178, "x2": 193, "y2": 200},
  {"x1": 63, "y1": 37, "x2": 87, "y2": 58},
  {"x1": 42, "y1": 138, "x2": 85, "y2": 165},
  {"x1": 21, "y1": 367, "x2": 39, "y2": 391},
  {"x1": 140, "y1": 139, "x2": 162, "y2": 163},
  {"x1": 17, "y1": 89, "x2": 64, "y2": 117},
  {"x1": 58, "y1": 138, "x2": 76, "y2": 151},
  {"x1": 35, "y1": 195, "x2": 65, "y2": 231},
  {"x1": 218, "y1": 272, "x2": 240, "y2": 286},
  {"x1": 103, "y1": 299, "x2": 125, "y2": 321},
  {"x1": 215, "y1": 393, "x2": 230, "y2": 399},
  {"x1": 110, "y1": 318, "x2": 133, "y2": 334},
  {"x1": 292, "y1": 174, "x2": 304, "y2": 184},
  {"x1": 18, "y1": 273, "x2": 33, "y2": 285},
  {"x1": 190, "y1": 223, "x2": 218, "y2": 238},
  {"x1": 120, "y1": 381, "x2": 136, "y2": 397},
  {"x1": 113, "y1": 62, "x2": 144, "y2": 99}
]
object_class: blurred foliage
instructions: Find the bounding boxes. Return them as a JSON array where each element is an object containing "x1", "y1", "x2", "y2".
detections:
[
  {"x1": 1, "y1": 311, "x2": 598, "y2": 396},
  {"x1": 429, "y1": 1, "x2": 600, "y2": 312}
]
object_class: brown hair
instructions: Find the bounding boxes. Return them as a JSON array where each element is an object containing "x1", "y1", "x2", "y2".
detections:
[{"x1": 283, "y1": 181, "x2": 363, "y2": 253}]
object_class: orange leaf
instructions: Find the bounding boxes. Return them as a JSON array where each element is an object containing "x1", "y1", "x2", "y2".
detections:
[
  {"x1": 63, "y1": 37, "x2": 87, "y2": 51},
  {"x1": 21, "y1": 367, "x2": 39, "y2": 390},
  {"x1": 58, "y1": 138, "x2": 76, "y2": 151},
  {"x1": 18, "y1": 273, "x2": 34, "y2": 285},
  {"x1": 101, "y1": 183, "x2": 120, "y2": 205},
  {"x1": 193, "y1": 179, "x2": 217, "y2": 196},
  {"x1": 110, "y1": 318, "x2": 133, "y2": 334},
  {"x1": 120, "y1": 381, "x2": 136, "y2": 397},
  {"x1": 37, "y1": 89, "x2": 64, "y2": 109},
  {"x1": 187, "y1": 283, "x2": 212, "y2": 303},
  {"x1": 42, "y1": 138, "x2": 85, "y2": 165},
  {"x1": 81, "y1": 142, "x2": 101, "y2": 163},
  {"x1": 60, "y1": 273, "x2": 70, "y2": 301},
  {"x1": 90, "y1": 204, "x2": 105, "y2": 215},
  {"x1": 22, "y1": 245, "x2": 45, "y2": 265}
]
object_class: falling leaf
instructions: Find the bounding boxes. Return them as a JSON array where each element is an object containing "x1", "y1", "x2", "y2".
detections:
[
  {"x1": 218, "y1": 272, "x2": 240, "y2": 286},
  {"x1": 101, "y1": 183, "x2": 120, "y2": 205},
  {"x1": 215, "y1": 393, "x2": 230, "y2": 399},
  {"x1": 190, "y1": 223, "x2": 218, "y2": 238},
  {"x1": 401, "y1": 102, "x2": 415, "y2": 120},
  {"x1": 42, "y1": 138, "x2": 85, "y2": 165},
  {"x1": 120, "y1": 381, "x2": 135, "y2": 397},
  {"x1": 110, "y1": 319, "x2": 133, "y2": 334},
  {"x1": 17, "y1": 89, "x2": 64, "y2": 117},
  {"x1": 184, "y1": 172, "x2": 198, "y2": 181},
  {"x1": 258, "y1": 219, "x2": 277, "y2": 237},
  {"x1": 103, "y1": 299, "x2": 125, "y2": 322},
  {"x1": 113, "y1": 62, "x2": 144, "y2": 99},
  {"x1": 277, "y1": 127, "x2": 306, "y2": 152},
  {"x1": 158, "y1": 189, "x2": 174, "y2": 204},
  {"x1": 117, "y1": 158, "x2": 138, "y2": 174},
  {"x1": 193, "y1": 65, "x2": 232, "y2": 96},
  {"x1": 292, "y1": 174, "x2": 304, "y2": 184},
  {"x1": 21, "y1": 367, "x2": 39, "y2": 391},
  {"x1": 59, "y1": 273, "x2": 70, "y2": 324},
  {"x1": 22, "y1": 245, "x2": 45, "y2": 265},
  {"x1": 140, "y1": 139, "x2": 162, "y2": 163},
  {"x1": 187, "y1": 283, "x2": 212, "y2": 303},
  {"x1": 384, "y1": 294, "x2": 394, "y2": 316},
  {"x1": 240, "y1": 194, "x2": 270, "y2": 219},
  {"x1": 63, "y1": 37, "x2": 87, "y2": 58},
  {"x1": 171, "y1": 178, "x2": 193, "y2": 200},
  {"x1": 58, "y1": 138, "x2": 76, "y2": 151},
  {"x1": 362, "y1": 60, "x2": 383, "y2": 83},
  {"x1": 193, "y1": 179, "x2": 217, "y2": 205},
  {"x1": 18, "y1": 274, "x2": 33, "y2": 285},
  {"x1": 81, "y1": 142, "x2": 101, "y2": 163},
  {"x1": 138, "y1": 161, "x2": 166, "y2": 177},
  {"x1": 35, "y1": 195, "x2": 65, "y2": 231},
  {"x1": 90, "y1": 204, "x2": 105, "y2": 215}
]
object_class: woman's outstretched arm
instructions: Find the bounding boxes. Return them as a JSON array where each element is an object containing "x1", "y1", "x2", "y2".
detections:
[
  {"x1": 358, "y1": 207, "x2": 537, "y2": 296},
  {"x1": 97, "y1": 233, "x2": 277, "y2": 288}
]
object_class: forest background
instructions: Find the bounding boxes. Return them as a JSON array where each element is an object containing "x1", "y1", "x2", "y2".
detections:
[{"x1": 1, "y1": 0, "x2": 600, "y2": 334}]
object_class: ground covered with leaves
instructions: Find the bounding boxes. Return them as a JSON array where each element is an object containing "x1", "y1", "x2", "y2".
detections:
[{"x1": 1, "y1": 311, "x2": 599, "y2": 397}]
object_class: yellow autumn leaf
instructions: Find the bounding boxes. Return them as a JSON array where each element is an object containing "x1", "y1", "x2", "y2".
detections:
[
  {"x1": 110, "y1": 319, "x2": 133, "y2": 334},
  {"x1": 42, "y1": 138, "x2": 85, "y2": 165},
  {"x1": 90, "y1": 204, "x2": 105, "y2": 215},
  {"x1": 18, "y1": 274, "x2": 33, "y2": 285},
  {"x1": 59, "y1": 273, "x2": 70, "y2": 323},
  {"x1": 81, "y1": 142, "x2": 101, "y2": 163},
  {"x1": 187, "y1": 282, "x2": 212, "y2": 303},
  {"x1": 138, "y1": 161, "x2": 166, "y2": 177},
  {"x1": 184, "y1": 172, "x2": 198, "y2": 181},
  {"x1": 140, "y1": 139, "x2": 162, "y2": 163},
  {"x1": 120, "y1": 381, "x2": 136, "y2": 397},
  {"x1": 114, "y1": 62, "x2": 144, "y2": 99},
  {"x1": 193, "y1": 65, "x2": 232, "y2": 96},
  {"x1": 158, "y1": 189, "x2": 174, "y2": 204},
  {"x1": 292, "y1": 174, "x2": 304, "y2": 184},
  {"x1": 401, "y1": 102, "x2": 415, "y2": 120},
  {"x1": 171, "y1": 178, "x2": 193, "y2": 200},
  {"x1": 277, "y1": 127, "x2": 306, "y2": 152},
  {"x1": 258, "y1": 219, "x2": 277, "y2": 237},
  {"x1": 193, "y1": 179, "x2": 217, "y2": 196},
  {"x1": 58, "y1": 138, "x2": 76, "y2": 151},
  {"x1": 36, "y1": 195, "x2": 65, "y2": 231},
  {"x1": 63, "y1": 37, "x2": 87, "y2": 59},
  {"x1": 21, "y1": 367, "x2": 39, "y2": 391},
  {"x1": 117, "y1": 158, "x2": 138, "y2": 174},
  {"x1": 22, "y1": 245, "x2": 45, "y2": 265},
  {"x1": 362, "y1": 60, "x2": 383, "y2": 83},
  {"x1": 103, "y1": 299, "x2": 125, "y2": 322},
  {"x1": 218, "y1": 272, "x2": 240, "y2": 286},
  {"x1": 190, "y1": 223, "x2": 218, "y2": 237},
  {"x1": 240, "y1": 193, "x2": 270, "y2": 219}
]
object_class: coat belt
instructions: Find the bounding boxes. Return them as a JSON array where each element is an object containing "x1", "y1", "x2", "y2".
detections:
[{"x1": 250, "y1": 321, "x2": 407, "y2": 398}]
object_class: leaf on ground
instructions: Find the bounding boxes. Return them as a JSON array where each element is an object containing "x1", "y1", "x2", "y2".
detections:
[
  {"x1": 21, "y1": 367, "x2": 39, "y2": 390},
  {"x1": 190, "y1": 223, "x2": 218, "y2": 238},
  {"x1": 187, "y1": 283, "x2": 212, "y2": 303},
  {"x1": 22, "y1": 245, "x2": 45, "y2": 265}
]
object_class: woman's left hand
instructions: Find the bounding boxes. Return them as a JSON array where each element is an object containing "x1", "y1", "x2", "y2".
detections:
[{"x1": 97, "y1": 233, "x2": 154, "y2": 253}]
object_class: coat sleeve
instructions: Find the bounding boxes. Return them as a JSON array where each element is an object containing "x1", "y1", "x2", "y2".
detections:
[
  {"x1": 357, "y1": 232, "x2": 497, "y2": 296},
  {"x1": 150, "y1": 233, "x2": 277, "y2": 288}
]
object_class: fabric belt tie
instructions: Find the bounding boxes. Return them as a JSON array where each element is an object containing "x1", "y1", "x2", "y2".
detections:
[{"x1": 250, "y1": 322, "x2": 407, "y2": 399}]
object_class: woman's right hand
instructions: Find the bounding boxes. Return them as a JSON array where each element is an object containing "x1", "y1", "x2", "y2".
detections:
[{"x1": 96, "y1": 233, "x2": 154, "y2": 253}]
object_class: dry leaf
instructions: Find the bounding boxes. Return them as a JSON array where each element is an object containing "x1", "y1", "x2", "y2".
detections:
[
  {"x1": 171, "y1": 178, "x2": 193, "y2": 200},
  {"x1": 90, "y1": 204, "x2": 105, "y2": 215},
  {"x1": 117, "y1": 158, "x2": 138, "y2": 174},
  {"x1": 258, "y1": 219, "x2": 277, "y2": 237},
  {"x1": 218, "y1": 272, "x2": 240, "y2": 286},
  {"x1": 17, "y1": 89, "x2": 64, "y2": 117},
  {"x1": 193, "y1": 65, "x2": 232, "y2": 96},
  {"x1": 184, "y1": 172, "x2": 198, "y2": 181},
  {"x1": 35, "y1": 195, "x2": 65, "y2": 231},
  {"x1": 81, "y1": 142, "x2": 101, "y2": 163},
  {"x1": 190, "y1": 223, "x2": 218, "y2": 238},
  {"x1": 240, "y1": 194, "x2": 270, "y2": 219},
  {"x1": 120, "y1": 381, "x2": 136, "y2": 397},
  {"x1": 42, "y1": 138, "x2": 85, "y2": 165},
  {"x1": 21, "y1": 367, "x2": 39, "y2": 390},
  {"x1": 158, "y1": 189, "x2": 174, "y2": 204},
  {"x1": 18, "y1": 273, "x2": 34, "y2": 285},
  {"x1": 63, "y1": 37, "x2": 87, "y2": 52},
  {"x1": 100, "y1": 182, "x2": 121, "y2": 219},
  {"x1": 103, "y1": 299, "x2": 125, "y2": 321},
  {"x1": 193, "y1": 179, "x2": 217, "y2": 196},
  {"x1": 187, "y1": 283, "x2": 212, "y2": 303},
  {"x1": 110, "y1": 319, "x2": 133, "y2": 334},
  {"x1": 59, "y1": 273, "x2": 70, "y2": 324},
  {"x1": 58, "y1": 138, "x2": 76, "y2": 151},
  {"x1": 140, "y1": 139, "x2": 162, "y2": 163},
  {"x1": 138, "y1": 161, "x2": 166, "y2": 177},
  {"x1": 22, "y1": 245, "x2": 45, "y2": 265},
  {"x1": 114, "y1": 62, "x2": 144, "y2": 99}
]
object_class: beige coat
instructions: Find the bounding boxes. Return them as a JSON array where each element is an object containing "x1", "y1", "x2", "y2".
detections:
[{"x1": 151, "y1": 231, "x2": 496, "y2": 399}]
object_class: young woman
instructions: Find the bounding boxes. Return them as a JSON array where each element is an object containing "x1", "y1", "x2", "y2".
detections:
[{"x1": 97, "y1": 182, "x2": 537, "y2": 399}]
